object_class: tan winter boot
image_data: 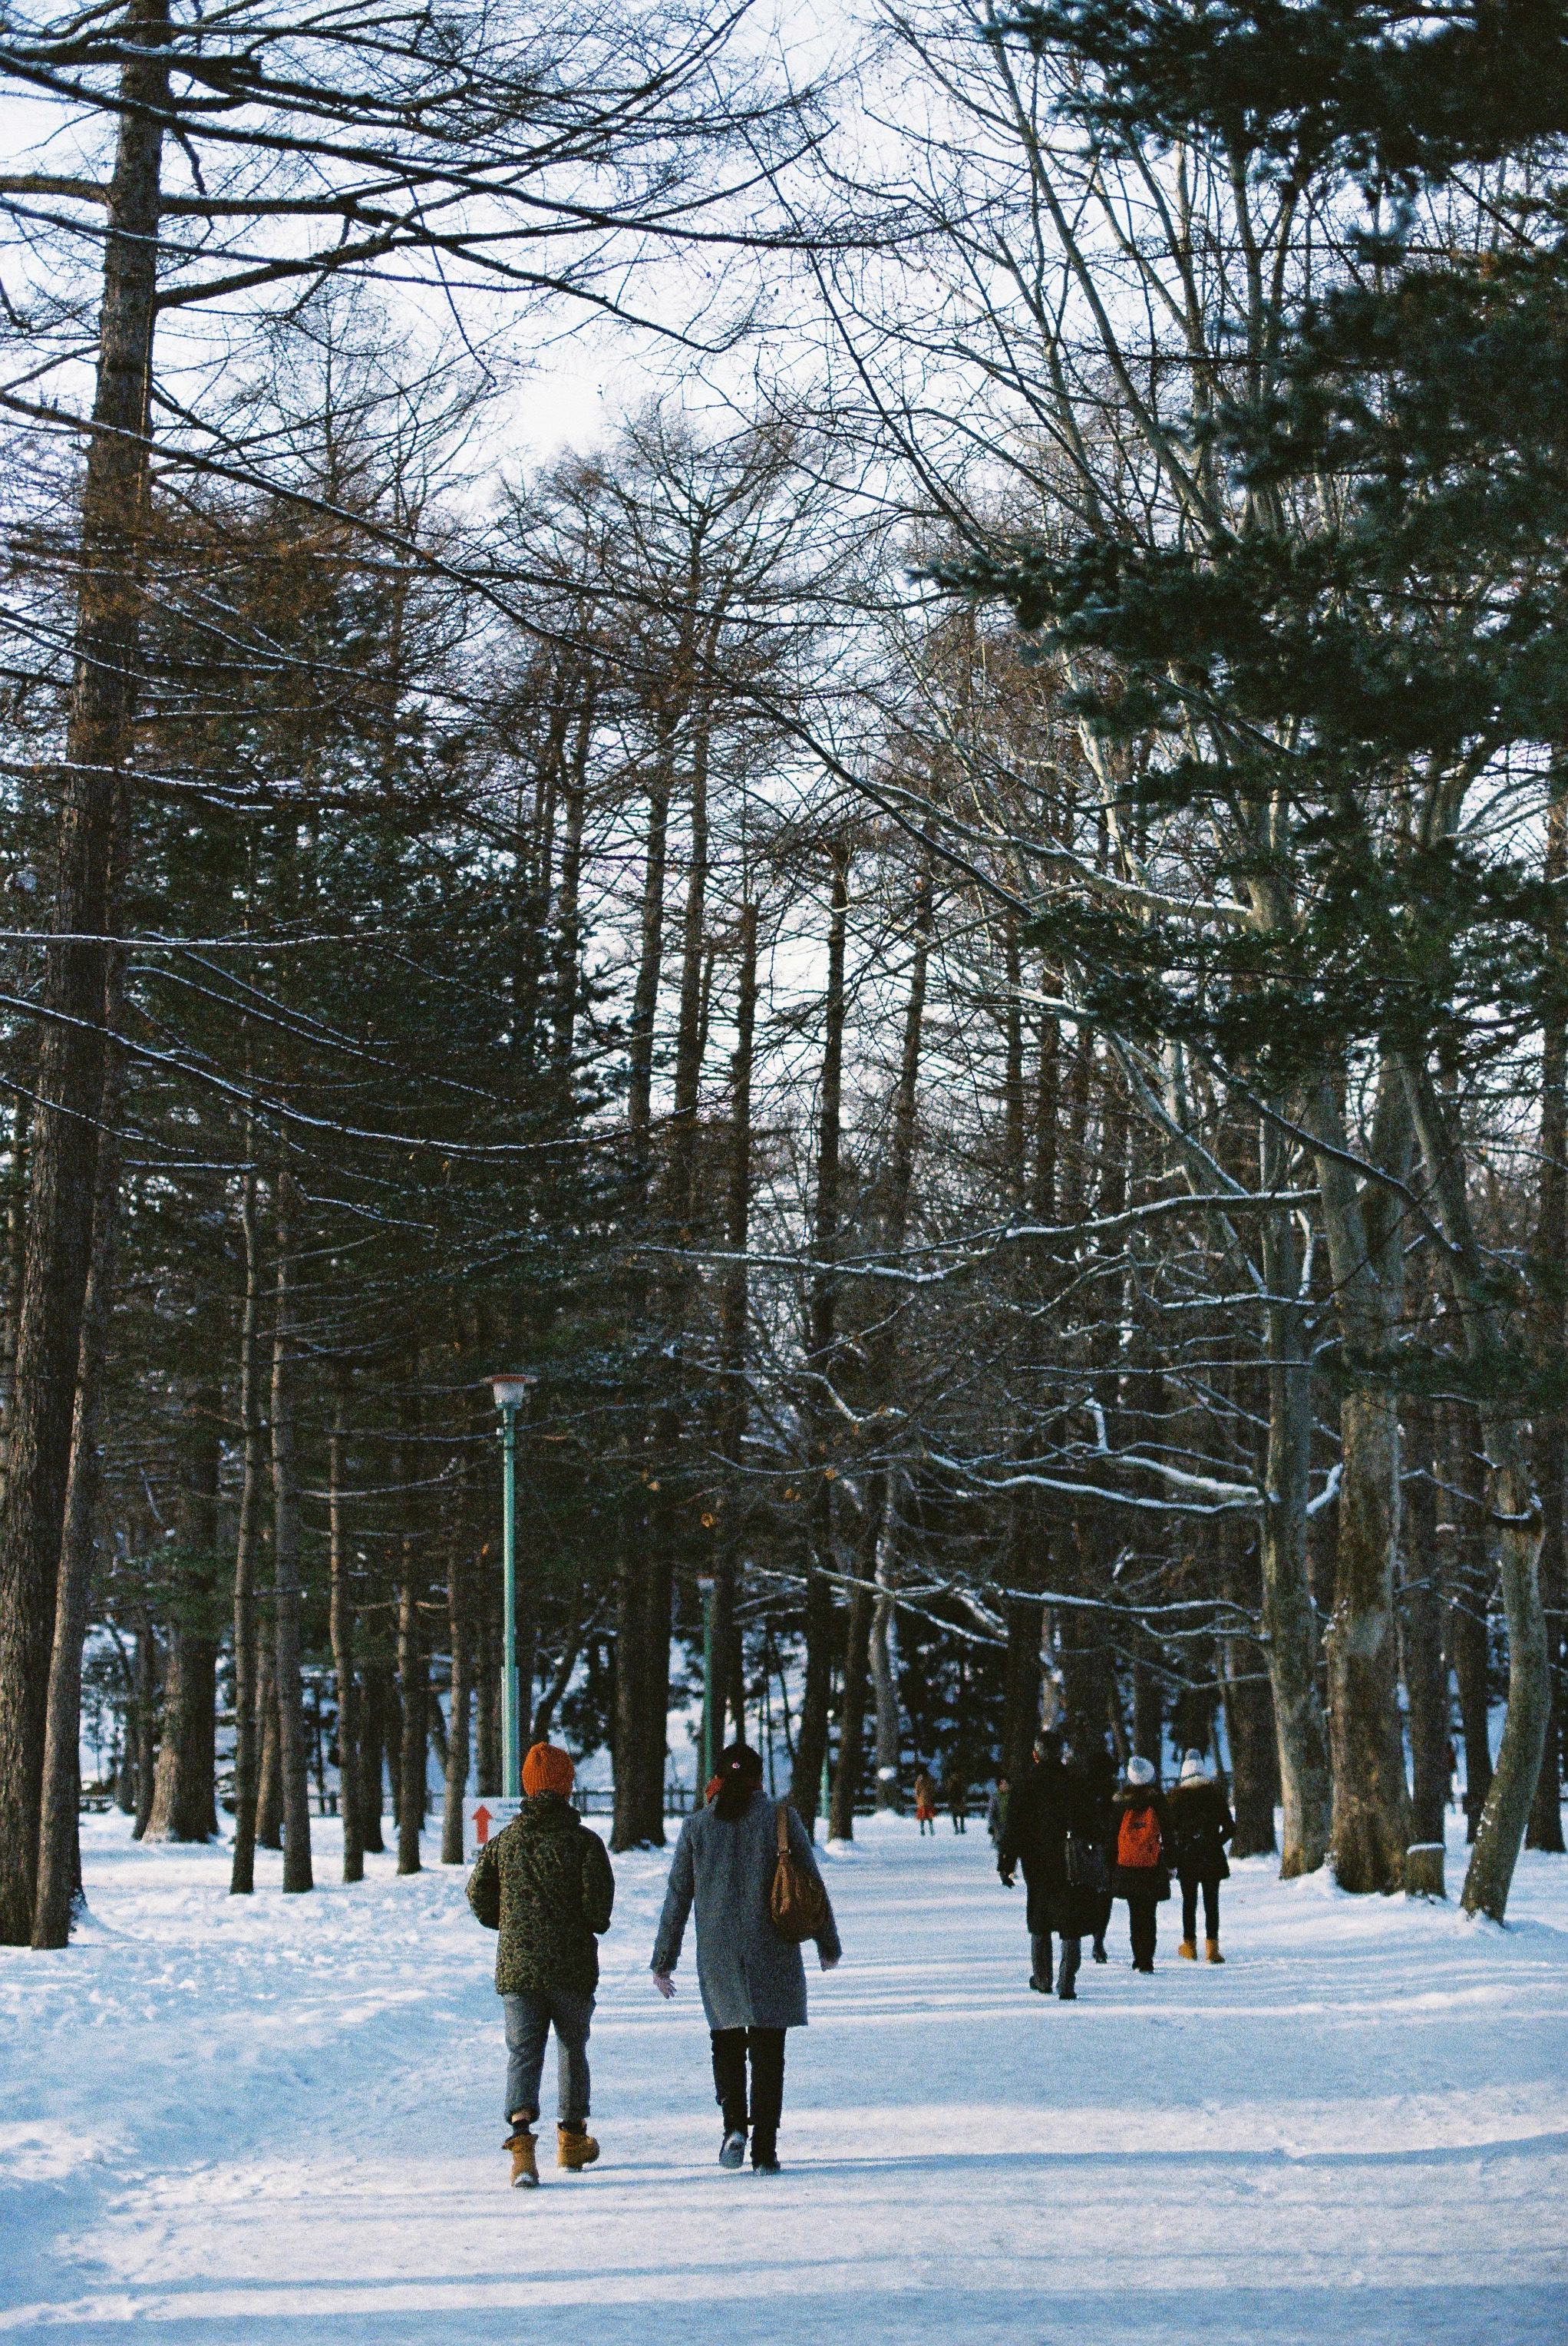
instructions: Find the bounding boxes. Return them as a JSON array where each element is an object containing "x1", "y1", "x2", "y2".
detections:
[
  {"x1": 557, "y1": 2121, "x2": 600, "y2": 2173},
  {"x1": 505, "y1": 2128, "x2": 538, "y2": 2189},
  {"x1": 1178, "y1": 1939, "x2": 1197, "y2": 1961},
  {"x1": 1205, "y1": 1938, "x2": 1224, "y2": 1964}
]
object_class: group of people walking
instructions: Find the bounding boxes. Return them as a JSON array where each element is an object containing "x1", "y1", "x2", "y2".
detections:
[
  {"x1": 467, "y1": 1726, "x2": 1233, "y2": 2191},
  {"x1": 996, "y1": 1731, "x2": 1235, "y2": 1992}
]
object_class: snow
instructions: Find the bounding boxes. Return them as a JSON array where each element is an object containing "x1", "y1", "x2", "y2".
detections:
[{"x1": 3, "y1": 1809, "x2": 1566, "y2": 2344}]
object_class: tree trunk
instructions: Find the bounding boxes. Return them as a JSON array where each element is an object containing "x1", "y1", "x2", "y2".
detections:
[
  {"x1": 474, "y1": 1566, "x2": 500, "y2": 1800},
  {"x1": 863, "y1": 849, "x2": 933, "y2": 1816},
  {"x1": 609, "y1": 758, "x2": 672, "y2": 1855},
  {"x1": 133, "y1": 1604, "x2": 157, "y2": 1839},
  {"x1": 1258, "y1": 1156, "x2": 1332, "y2": 1875},
  {"x1": 360, "y1": 1658, "x2": 390, "y2": 1849},
  {"x1": 271, "y1": 1161, "x2": 312, "y2": 1894},
  {"x1": 1309, "y1": 1081, "x2": 1412, "y2": 1890},
  {"x1": 0, "y1": 0, "x2": 167, "y2": 1943},
  {"x1": 712, "y1": 898, "x2": 758, "y2": 1757},
  {"x1": 1401, "y1": 1396, "x2": 1450, "y2": 1851},
  {"x1": 1001, "y1": 1584, "x2": 1044, "y2": 1788},
  {"x1": 147, "y1": 1382, "x2": 222, "y2": 1843},
  {"x1": 1401, "y1": 1063, "x2": 1550, "y2": 1920},
  {"x1": 793, "y1": 1563, "x2": 833, "y2": 1835},
  {"x1": 328, "y1": 1368, "x2": 363, "y2": 1883},
  {"x1": 1221, "y1": 1525, "x2": 1279, "y2": 1862},
  {"x1": 828, "y1": 1581, "x2": 873, "y2": 1840},
  {"x1": 870, "y1": 1481, "x2": 902, "y2": 1809},
  {"x1": 0, "y1": 1094, "x2": 31, "y2": 1495},
  {"x1": 398, "y1": 1368, "x2": 425, "y2": 1875},
  {"x1": 441, "y1": 1475, "x2": 472, "y2": 1867},
  {"x1": 1447, "y1": 1403, "x2": 1493, "y2": 1837},
  {"x1": 612, "y1": 1495, "x2": 651, "y2": 1849},
  {"x1": 229, "y1": 1158, "x2": 264, "y2": 1895},
  {"x1": 794, "y1": 843, "x2": 850, "y2": 1835},
  {"x1": 255, "y1": 1638, "x2": 282, "y2": 1850},
  {"x1": 33, "y1": 962, "x2": 127, "y2": 1947},
  {"x1": 1530, "y1": 784, "x2": 1566, "y2": 1851}
]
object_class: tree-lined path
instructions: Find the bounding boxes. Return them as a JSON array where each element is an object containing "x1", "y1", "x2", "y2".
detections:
[{"x1": 3, "y1": 1812, "x2": 1565, "y2": 2344}]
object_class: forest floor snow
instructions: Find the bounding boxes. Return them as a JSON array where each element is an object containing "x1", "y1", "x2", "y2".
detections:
[{"x1": 2, "y1": 1808, "x2": 1566, "y2": 2344}]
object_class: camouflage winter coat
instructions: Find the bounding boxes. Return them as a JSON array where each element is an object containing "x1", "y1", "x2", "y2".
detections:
[{"x1": 466, "y1": 1793, "x2": 616, "y2": 1997}]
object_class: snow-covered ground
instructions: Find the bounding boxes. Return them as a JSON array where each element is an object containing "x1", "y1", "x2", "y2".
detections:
[{"x1": 3, "y1": 1809, "x2": 1565, "y2": 2344}]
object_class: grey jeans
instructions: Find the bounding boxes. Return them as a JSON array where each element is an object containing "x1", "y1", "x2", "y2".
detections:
[{"x1": 503, "y1": 1987, "x2": 593, "y2": 2125}]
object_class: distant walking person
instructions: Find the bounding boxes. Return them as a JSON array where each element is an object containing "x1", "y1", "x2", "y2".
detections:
[
  {"x1": 998, "y1": 1730, "x2": 1099, "y2": 1999},
  {"x1": 651, "y1": 1743, "x2": 841, "y2": 2174},
  {"x1": 986, "y1": 1775, "x2": 1009, "y2": 1847},
  {"x1": 1167, "y1": 1750, "x2": 1235, "y2": 1963},
  {"x1": 467, "y1": 1740, "x2": 614, "y2": 2189},
  {"x1": 1112, "y1": 1754, "x2": 1170, "y2": 1973},
  {"x1": 913, "y1": 1765, "x2": 939, "y2": 1835},
  {"x1": 944, "y1": 1762, "x2": 969, "y2": 1834}
]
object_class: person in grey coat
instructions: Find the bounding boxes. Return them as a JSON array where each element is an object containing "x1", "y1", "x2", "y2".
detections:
[{"x1": 651, "y1": 1743, "x2": 841, "y2": 2173}]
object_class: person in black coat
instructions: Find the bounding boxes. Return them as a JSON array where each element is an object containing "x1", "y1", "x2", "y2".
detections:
[
  {"x1": 1111, "y1": 1753, "x2": 1171, "y2": 1972},
  {"x1": 997, "y1": 1732, "x2": 1101, "y2": 1999},
  {"x1": 1166, "y1": 1750, "x2": 1235, "y2": 1961}
]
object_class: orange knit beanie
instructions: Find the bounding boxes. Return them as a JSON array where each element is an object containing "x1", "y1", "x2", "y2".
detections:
[{"x1": 522, "y1": 1741, "x2": 575, "y2": 1799}]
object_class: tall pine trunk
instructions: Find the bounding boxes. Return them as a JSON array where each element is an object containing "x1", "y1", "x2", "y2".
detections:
[
  {"x1": 328, "y1": 1367, "x2": 363, "y2": 1882},
  {"x1": 794, "y1": 844, "x2": 850, "y2": 1832},
  {"x1": 712, "y1": 899, "x2": 758, "y2": 1752},
  {"x1": 1530, "y1": 783, "x2": 1567, "y2": 1850},
  {"x1": 33, "y1": 948, "x2": 127, "y2": 1947},
  {"x1": 398, "y1": 1366, "x2": 426, "y2": 1875},
  {"x1": 0, "y1": 0, "x2": 167, "y2": 1943},
  {"x1": 271, "y1": 1161, "x2": 312, "y2": 1894},
  {"x1": 1403, "y1": 1064, "x2": 1550, "y2": 1920},
  {"x1": 612, "y1": 764, "x2": 670, "y2": 1853},
  {"x1": 441, "y1": 1464, "x2": 473, "y2": 1866},
  {"x1": 1401, "y1": 1393, "x2": 1451, "y2": 1852},
  {"x1": 229, "y1": 1157, "x2": 265, "y2": 1894},
  {"x1": 147, "y1": 1377, "x2": 223, "y2": 1844},
  {"x1": 1258, "y1": 1137, "x2": 1331, "y2": 1876},
  {"x1": 1309, "y1": 1079, "x2": 1412, "y2": 1889}
]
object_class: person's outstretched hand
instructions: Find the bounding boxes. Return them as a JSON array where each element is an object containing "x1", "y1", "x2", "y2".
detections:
[
  {"x1": 819, "y1": 1953, "x2": 840, "y2": 1971},
  {"x1": 652, "y1": 1972, "x2": 676, "y2": 2000}
]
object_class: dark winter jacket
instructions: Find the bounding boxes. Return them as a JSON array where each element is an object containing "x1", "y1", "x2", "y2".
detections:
[
  {"x1": 467, "y1": 1792, "x2": 616, "y2": 1997},
  {"x1": 998, "y1": 1756, "x2": 1101, "y2": 1936},
  {"x1": 1081, "y1": 1746, "x2": 1118, "y2": 1859},
  {"x1": 1166, "y1": 1779, "x2": 1234, "y2": 1884},
  {"x1": 1111, "y1": 1789, "x2": 1172, "y2": 1902},
  {"x1": 650, "y1": 1786, "x2": 841, "y2": 2030}
]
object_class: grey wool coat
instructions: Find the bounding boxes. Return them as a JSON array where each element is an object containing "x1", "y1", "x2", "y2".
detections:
[{"x1": 651, "y1": 1787, "x2": 841, "y2": 2030}]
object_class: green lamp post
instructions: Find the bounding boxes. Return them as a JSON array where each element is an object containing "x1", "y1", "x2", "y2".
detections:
[{"x1": 490, "y1": 1375, "x2": 532, "y2": 1800}]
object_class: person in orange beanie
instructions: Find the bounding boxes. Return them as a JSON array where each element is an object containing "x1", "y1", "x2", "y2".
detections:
[{"x1": 467, "y1": 1741, "x2": 614, "y2": 2187}]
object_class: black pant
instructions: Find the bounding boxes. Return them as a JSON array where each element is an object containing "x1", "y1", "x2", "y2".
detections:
[
  {"x1": 1030, "y1": 1928, "x2": 1081, "y2": 1993},
  {"x1": 1127, "y1": 1895, "x2": 1159, "y2": 1968},
  {"x1": 1090, "y1": 1891, "x2": 1113, "y2": 1954},
  {"x1": 711, "y1": 2027, "x2": 786, "y2": 2158},
  {"x1": 1181, "y1": 1875, "x2": 1220, "y2": 1942}
]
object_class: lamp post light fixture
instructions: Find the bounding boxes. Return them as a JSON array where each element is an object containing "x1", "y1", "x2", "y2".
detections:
[{"x1": 490, "y1": 1376, "x2": 533, "y2": 1799}]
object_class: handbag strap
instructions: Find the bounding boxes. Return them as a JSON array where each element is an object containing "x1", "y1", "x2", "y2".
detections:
[{"x1": 777, "y1": 1799, "x2": 789, "y2": 1855}]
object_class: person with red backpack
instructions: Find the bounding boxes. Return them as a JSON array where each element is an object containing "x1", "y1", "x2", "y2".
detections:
[{"x1": 1112, "y1": 1753, "x2": 1170, "y2": 1972}]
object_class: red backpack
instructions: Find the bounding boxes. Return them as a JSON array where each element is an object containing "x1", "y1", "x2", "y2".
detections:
[{"x1": 1118, "y1": 1804, "x2": 1163, "y2": 1870}]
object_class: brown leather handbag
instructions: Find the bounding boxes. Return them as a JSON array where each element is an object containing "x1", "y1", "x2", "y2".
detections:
[{"x1": 769, "y1": 1799, "x2": 830, "y2": 1943}]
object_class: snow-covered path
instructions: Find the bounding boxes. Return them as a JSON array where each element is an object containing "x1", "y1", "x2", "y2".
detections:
[{"x1": 3, "y1": 1810, "x2": 1566, "y2": 2344}]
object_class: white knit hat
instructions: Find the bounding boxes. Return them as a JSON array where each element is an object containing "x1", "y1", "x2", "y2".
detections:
[
  {"x1": 1125, "y1": 1754, "x2": 1156, "y2": 1788},
  {"x1": 1180, "y1": 1751, "x2": 1207, "y2": 1784}
]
